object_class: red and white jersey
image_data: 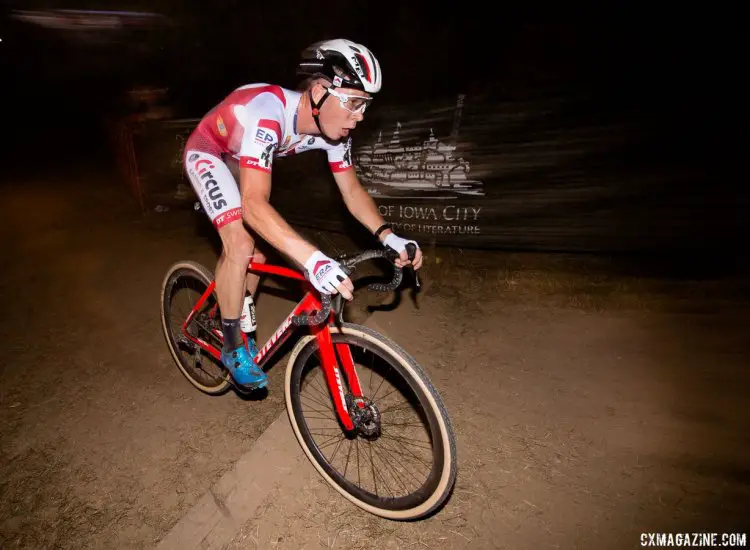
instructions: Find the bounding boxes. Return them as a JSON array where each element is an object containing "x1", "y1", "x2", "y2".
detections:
[{"x1": 195, "y1": 83, "x2": 353, "y2": 174}]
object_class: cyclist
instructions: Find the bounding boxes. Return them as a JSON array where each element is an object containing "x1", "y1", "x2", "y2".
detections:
[{"x1": 183, "y1": 39, "x2": 423, "y2": 391}]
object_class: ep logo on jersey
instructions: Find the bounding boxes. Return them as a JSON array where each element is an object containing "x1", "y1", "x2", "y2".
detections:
[{"x1": 255, "y1": 128, "x2": 275, "y2": 144}]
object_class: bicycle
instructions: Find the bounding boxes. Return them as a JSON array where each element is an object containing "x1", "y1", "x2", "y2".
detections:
[{"x1": 160, "y1": 244, "x2": 457, "y2": 520}]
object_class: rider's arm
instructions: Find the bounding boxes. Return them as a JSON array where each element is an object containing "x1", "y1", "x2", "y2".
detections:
[
  {"x1": 325, "y1": 137, "x2": 392, "y2": 243},
  {"x1": 332, "y1": 167, "x2": 392, "y2": 244},
  {"x1": 333, "y1": 168, "x2": 423, "y2": 269},
  {"x1": 239, "y1": 167, "x2": 317, "y2": 268},
  {"x1": 240, "y1": 167, "x2": 355, "y2": 298}
]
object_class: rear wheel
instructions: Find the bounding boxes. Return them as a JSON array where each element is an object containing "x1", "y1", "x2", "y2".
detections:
[
  {"x1": 285, "y1": 323, "x2": 457, "y2": 520},
  {"x1": 160, "y1": 261, "x2": 230, "y2": 395}
]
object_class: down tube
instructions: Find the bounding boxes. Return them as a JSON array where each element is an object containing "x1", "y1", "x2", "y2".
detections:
[{"x1": 254, "y1": 293, "x2": 318, "y2": 368}]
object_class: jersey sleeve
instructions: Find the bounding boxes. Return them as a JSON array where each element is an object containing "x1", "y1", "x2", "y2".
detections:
[
  {"x1": 237, "y1": 95, "x2": 285, "y2": 174},
  {"x1": 326, "y1": 136, "x2": 354, "y2": 173}
]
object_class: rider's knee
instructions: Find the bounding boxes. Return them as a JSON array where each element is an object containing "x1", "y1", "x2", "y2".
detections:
[
  {"x1": 221, "y1": 225, "x2": 254, "y2": 260},
  {"x1": 251, "y1": 249, "x2": 267, "y2": 264}
]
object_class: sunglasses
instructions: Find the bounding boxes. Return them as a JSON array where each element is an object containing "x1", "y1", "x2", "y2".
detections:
[{"x1": 326, "y1": 87, "x2": 373, "y2": 114}]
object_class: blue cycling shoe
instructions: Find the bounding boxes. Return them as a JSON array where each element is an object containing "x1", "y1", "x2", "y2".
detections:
[
  {"x1": 220, "y1": 343, "x2": 268, "y2": 391},
  {"x1": 245, "y1": 337, "x2": 260, "y2": 357}
]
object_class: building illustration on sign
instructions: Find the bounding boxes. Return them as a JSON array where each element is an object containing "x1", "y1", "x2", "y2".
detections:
[{"x1": 354, "y1": 95, "x2": 485, "y2": 199}]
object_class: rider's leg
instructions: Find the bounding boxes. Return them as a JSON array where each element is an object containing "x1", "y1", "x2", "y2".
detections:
[
  {"x1": 240, "y1": 247, "x2": 266, "y2": 355},
  {"x1": 245, "y1": 247, "x2": 266, "y2": 298},
  {"x1": 212, "y1": 224, "x2": 267, "y2": 390},
  {"x1": 223, "y1": 154, "x2": 265, "y2": 310},
  {"x1": 184, "y1": 141, "x2": 267, "y2": 389},
  {"x1": 215, "y1": 220, "x2": 255, "y2": 351}
]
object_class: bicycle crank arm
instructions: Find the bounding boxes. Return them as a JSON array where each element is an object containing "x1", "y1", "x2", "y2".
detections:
[{"x1": 178, "y1": 336, "x2": 197, "y2": 352}]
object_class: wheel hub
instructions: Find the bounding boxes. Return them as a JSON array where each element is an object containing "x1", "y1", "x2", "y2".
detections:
[{"x1": 346, "y1": 394, "x2": 381, "y2": 439}]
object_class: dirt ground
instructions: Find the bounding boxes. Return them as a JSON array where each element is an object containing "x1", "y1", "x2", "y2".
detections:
[
  {"x1": 227, "y1": 281, "x2": 750, "y2": 550},
  {"x1": 1, "y1": 173, "x2": 749, "y2": 549}
]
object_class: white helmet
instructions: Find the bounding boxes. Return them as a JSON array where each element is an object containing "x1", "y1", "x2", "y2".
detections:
[{"x1": 298, "y1": 38, "x2": 382, "y2": 94}]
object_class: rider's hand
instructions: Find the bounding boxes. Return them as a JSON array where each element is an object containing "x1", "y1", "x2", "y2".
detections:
[
  {"x1": 303, "y1": 250, "x2": 354, "y2": 301},
  {"x1": 383, "y1": 233, "x2": 423, "y2": 270}
]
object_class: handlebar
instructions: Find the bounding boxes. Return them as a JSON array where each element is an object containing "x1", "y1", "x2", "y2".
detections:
[
  {"x1": 292, "y1": 293, "x2": 334, "y2": 327},
  {"x1": 292, "y1": 244, "x2": 418, "y2": 327}
]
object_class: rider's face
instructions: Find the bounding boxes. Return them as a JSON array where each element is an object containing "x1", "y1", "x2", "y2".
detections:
[{"x1": 317, "y1": 85, "x2": 369, "y2": 141}]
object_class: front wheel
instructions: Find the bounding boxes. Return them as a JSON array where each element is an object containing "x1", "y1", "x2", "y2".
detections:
[{"x1": 285, "y1": 323, "x2": 457, "y2": 520}]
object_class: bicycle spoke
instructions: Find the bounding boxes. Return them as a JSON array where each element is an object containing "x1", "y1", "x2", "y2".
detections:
[
  {"x1": 367, "y1": 439, "x2": 379, "y2": 497},
  {"x1": 309, "y1": 429, "x2": 344, "y2": 438},
  {"x1": 328, "y1": 435, "x2": 347, "y2": 464},
  {"x1": 301, "y1": 415, "x2": 336, "y2": 423},
  {"x1": 381, "y1": 420, "x2": 425, "y2": 428},
  {"x1": 317, "y1": 433, "x2": 346, "y2": 451},
  {"x1": 367, "y1": 355, "x2": 389, "y2": 402},
  {"x1": 378, "y1": 401, "x2": 423, "y2": 416},
  {"x1": 368, "y1": 440, "x2": 416, "y2": 496},
  {"x1": 301, "y1": 389, "x2": 333, "y2": 409},
  {"x1": 368, "y1": 440, "x2": 400, "y2": 499},
  {"x1": 368, "y1": 358, "x2": 375, "y2": 396},
  {"x1": 356, "y1": 439, "x2": 362, "y2": 490},
  {"x1": 371, "y1": 384, "x2": 402, "y2": 405},
  {"x1": 300, "y1": 395, "x2": 334, "y2": 415},
  {"x1": 375, "y1": 435, "x2": 432, "y2": 484},
  {"x1": 379, "y1": 431, "x2": 433, "y2": 453},
  {"x1": 343, "y1": 439, "x2": 354, "y2": 479}
]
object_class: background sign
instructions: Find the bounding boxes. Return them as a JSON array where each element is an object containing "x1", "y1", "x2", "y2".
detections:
[{"x1": 118, "y1": 90, "x2": 745, "y2": 253}]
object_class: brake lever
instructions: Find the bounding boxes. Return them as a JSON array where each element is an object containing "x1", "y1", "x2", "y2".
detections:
[
  {"x1": 410, "y1": 266, "x2": 421, "y2": 289},
  {"x1": 404, "y1": 243, "x2": 421, "y2": 290}
]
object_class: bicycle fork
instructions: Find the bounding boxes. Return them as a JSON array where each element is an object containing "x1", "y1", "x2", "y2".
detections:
[{"x1": 312, "y1": 321, "x2": 363, "y2": 433}]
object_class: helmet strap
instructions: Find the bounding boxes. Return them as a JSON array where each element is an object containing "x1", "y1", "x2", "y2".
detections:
[{"x1": 308, "y1": 88, "x2": 331, "y2": 134}]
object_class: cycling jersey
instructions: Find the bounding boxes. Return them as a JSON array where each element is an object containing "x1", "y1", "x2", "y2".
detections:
[{"x1": 183, "y1": 83, "x2": 354, "y2": 228}]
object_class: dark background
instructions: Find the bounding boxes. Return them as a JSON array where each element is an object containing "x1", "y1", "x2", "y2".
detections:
[{"x1": 1, "y1": 1, "x2": 744, "y2": 258}]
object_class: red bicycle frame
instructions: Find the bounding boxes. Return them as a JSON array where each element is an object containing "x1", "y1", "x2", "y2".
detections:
[{"x1": 181, "y1": 261, "x2": 362, "y2": 431}]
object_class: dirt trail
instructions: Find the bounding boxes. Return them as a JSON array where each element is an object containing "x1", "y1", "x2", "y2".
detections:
[
  {"x1": 1, "y1": 175, "x2": 748, "y2": 549},
  {"x1": 228, "y1": 292, "x2": 750, "y2": 549},
  {"x1": 0, "y1": 177, "x2": 294, "y2": 548}
]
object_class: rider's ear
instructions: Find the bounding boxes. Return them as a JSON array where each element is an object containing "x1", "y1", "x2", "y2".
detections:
[
  {"x1": 310, "y1": 83, "x2": 326, "y2": 104},
  {"x1": 309, "y1": 79, "x2": 331, "y2": 104}
]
